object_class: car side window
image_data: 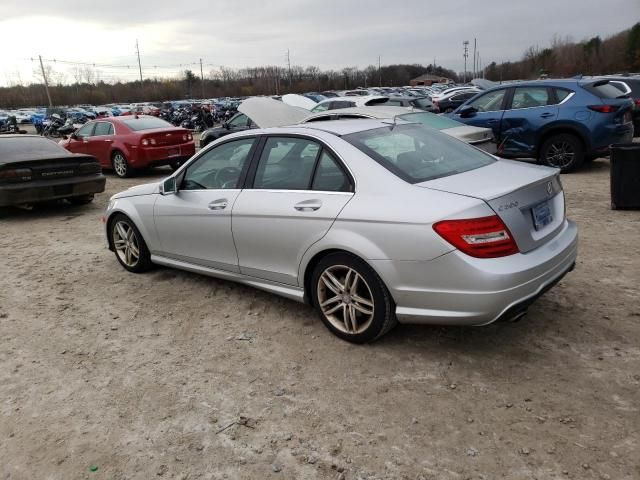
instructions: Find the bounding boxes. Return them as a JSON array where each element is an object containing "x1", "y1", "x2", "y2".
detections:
[
  {"x1": 311, "y1": 103, "x2": 330, "y2": 113},
  {"x1": 510, "y1": 87, "x2": 551, "y2": 109},
  {"x1": 93, "y1": 122, "x2": 114, "y2": 136},
  {"x1": 182, "y1": 138, "x2": 255, "y2": 190},
  {"x1": 469, "y1": 89, "x2": 506, "y2": 112},
  {"x1": 253, "y1": 137, "x2": 320, "y2": 190},
  {"x1": 554, "y1": 88, "x2": 572, "y2": 103},
  {"x1": 76, "y1": 123, "x2": 95, "y2": 138},
  {"x1": 228, "y1": 114, "x2": 248, "y2": 128},
  {"x1": 312, "y1": 150, "x2": 352, "y2": 192}
]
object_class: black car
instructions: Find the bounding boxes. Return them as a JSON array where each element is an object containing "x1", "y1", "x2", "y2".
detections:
[
  {"x1": 605, "y1": 76, "x2": 640, "y2": 136},
  {"x1": 0, "y1": 135, "x2": 105, "y2": 213},
  {"x1": 433, "y1": 91, "x2": 479, "y2": 113},
  {"x1": 199, "y1": 112, "x2": 256, "y2": 148},
  {"x1": 379, "y1": 96, "x2": 439, "y2": 113}
]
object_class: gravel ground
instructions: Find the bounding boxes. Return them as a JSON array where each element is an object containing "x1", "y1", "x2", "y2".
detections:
[{"x1": 0, "y1": 156, "x2": 639, "y2": 480}]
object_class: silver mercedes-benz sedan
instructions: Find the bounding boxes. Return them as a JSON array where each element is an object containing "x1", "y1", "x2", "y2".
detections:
[{"x1": 104, "y1": 119, "x2": 578, "y2": 343}]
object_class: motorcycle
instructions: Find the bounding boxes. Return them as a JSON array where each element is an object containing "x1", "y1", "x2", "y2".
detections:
[{"x1": 0, "y1": 116, "x2": 27, "y2": 135}]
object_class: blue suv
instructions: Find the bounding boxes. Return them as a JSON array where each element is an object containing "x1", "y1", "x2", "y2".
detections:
[{"x1": 448, "y1": 79, "x2": 634, "y2": 172}]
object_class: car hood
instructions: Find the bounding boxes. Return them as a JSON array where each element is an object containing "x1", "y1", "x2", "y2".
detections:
[
  {"x1": 282, "y1": 94, "x2": 317, "y2": 110},
  {"x1": 417, "y1": 159, "x2": 557, "y2": 201},
  {"x1": 111, "y1": 181, "x2": 159, "y2": 199},
  {"x1": 238, "y1": 97, "x2": 310, "y2": 128}
]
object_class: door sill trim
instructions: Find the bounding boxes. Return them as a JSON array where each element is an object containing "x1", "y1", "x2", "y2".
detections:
[{"x1": 150, "y1": 254, "x2": 305, "y2": 303}]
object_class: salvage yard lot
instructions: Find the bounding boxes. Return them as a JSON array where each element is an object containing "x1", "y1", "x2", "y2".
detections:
[{"x1": 1, "y1": 159, "x2": 639, "y2": 479}]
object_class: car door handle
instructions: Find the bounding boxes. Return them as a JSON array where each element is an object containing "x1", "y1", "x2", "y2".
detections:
[
  {"x1": 208, "y1": 199, "x2": 228, "y2": 210},
  {"x1": 294, "y1": 200, "x2": 322, "y2": 211},
  {"x1": 540, "y1": 112, "x2": 554, "y2": 118}
]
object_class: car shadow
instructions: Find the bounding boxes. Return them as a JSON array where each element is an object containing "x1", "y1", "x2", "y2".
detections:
[{"x1": 0, "y1": 200, "x2": 102, "y2": 222}]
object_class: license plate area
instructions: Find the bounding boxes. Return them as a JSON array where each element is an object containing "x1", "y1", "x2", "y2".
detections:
[
  {"x1": 624, "y1": 111, "x2": 632, "y2": 123},
  {"x1": 167, "y1": 148, "x2": 180, "y2": 157},
  {"x1": 53, "y1": 184, "x2": 73, "y2": 196},
  {"x1": 531, "y1": 200, "x2": 553, "y2": 230}
]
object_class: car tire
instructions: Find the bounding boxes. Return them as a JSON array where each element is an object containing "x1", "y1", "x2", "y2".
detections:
[
  {"x1": 444, "y1": 107, "x2": 454, "y2": 113},
  {"x1": 169, "y1": 160, "x2": 184, "y2": 171},
  {"x1": 539, "y1": 133, "x2": 584, "y2": 173},
  {"x1": 67, "y1": 194, "x2": 94, "y2": 205},
  {"x1": 109, "y1": 213, "x2": 153, "y2": 273},
  {"x1": 112, "y1": 151, "x2": 132, "y2": 178},
  {"x1": 311, "y1": 252, "x2": 397, "y2": 343}
]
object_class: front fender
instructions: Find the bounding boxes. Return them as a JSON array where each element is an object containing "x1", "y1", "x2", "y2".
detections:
[{"x1": 105, "y1": 195, "x2": 160, "y2": 252}]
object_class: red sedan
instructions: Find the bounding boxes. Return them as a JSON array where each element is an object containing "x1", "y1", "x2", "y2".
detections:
[{"x1": 60, "y1": 116, "x2": 195, "y2": 178}]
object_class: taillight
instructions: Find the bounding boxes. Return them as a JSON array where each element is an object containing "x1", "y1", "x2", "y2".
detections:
[
  {"x1": 588, "y1": 105, "x2": 620, "y2": 113},
  {"x1": 634, "y1": 99, "x2": 640, "y2": 107},
  {"x1": 433, "y1": 215, "x2": 519, "y2": 258},
  {"x1": 183, "y1": 133, "x2": 192, "y2": 141},
  {"x1": 0, "y1": 168, "x2": 32, "y2": 183},
  {"x1": 141, "y1": 138, "x2": 156, "y2": 146}
]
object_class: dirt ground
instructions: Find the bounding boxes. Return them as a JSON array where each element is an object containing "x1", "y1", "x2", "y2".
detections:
[{"x1": 1, "y1": 155, "x2": 639, "y2": 480}]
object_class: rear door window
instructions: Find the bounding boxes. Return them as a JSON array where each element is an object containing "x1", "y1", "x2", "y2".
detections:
[
  {"x1": 510, "y1": 87, "x2": 552, "y2": 109},
  {"x1": 253, "y1": 137, "x2": 321, "y2": 190},
  {"x1": 311, "y1": 151, "x2": 352, "y2": 192},
  {"x1": 554, "y1": 88, "x2": 573, "y2": 103},
  {"x1": 93, "y1": 122, "x2": 114, "y2": 136}
]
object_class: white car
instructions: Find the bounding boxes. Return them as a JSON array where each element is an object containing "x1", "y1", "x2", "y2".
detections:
[{"x1": 310, "y1": 96, "x2": 389, "y2": 113}]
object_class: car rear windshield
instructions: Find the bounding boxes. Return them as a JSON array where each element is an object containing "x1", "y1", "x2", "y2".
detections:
[
  {"x1": 582, "y1": 81, "x2": 629, "y2": 99},
  {"x1": 0, "y1": 136, "x2": 67, "y2": 160},
  {"x1": 120, "y1": 117, "x2": 173, "y2": 131},
  {"x1": 343, "y1": 124, "x2": 495, "y2": 183}
]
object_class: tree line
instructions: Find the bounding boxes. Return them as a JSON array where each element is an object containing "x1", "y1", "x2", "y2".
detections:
[{"x1": 485, "y1": 22, "x2": 640, "y2": 81}]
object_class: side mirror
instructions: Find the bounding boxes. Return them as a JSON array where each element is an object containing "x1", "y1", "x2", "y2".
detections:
[
  {"x1": 458, "y1": 105, "x2": 477, "y2": 118},
  {"x1": 223, "y1": 122, "x2": 229, "y2": 129},
  {"x1": 160, "y1": 177, "x2": 177, "y2": 195}
]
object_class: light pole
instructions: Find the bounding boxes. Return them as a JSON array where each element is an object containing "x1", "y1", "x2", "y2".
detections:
[{"x1": 463, "y1": 40, "x2": 469, "y2": 83}]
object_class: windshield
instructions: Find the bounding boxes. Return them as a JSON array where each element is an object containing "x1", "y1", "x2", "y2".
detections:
[
  {"x1": 398, "y1": 112, "x2": 464, "y2": 130},
  {"x1": 120, "y1": 117, "x2": 173, "y2": 131},
  {"x1": 583, "y1": 81, "x2": 629, "y2": 99},
  {"x1": 343, "y1": 124, "x2": 495, "y2": 183}
]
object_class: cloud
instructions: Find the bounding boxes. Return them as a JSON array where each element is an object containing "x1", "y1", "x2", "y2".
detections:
[{"x1": 1, "y1": 0, "x2": 638, "y2": 86}]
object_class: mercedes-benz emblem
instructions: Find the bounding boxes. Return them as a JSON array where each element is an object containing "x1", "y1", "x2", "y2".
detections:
[{"x1": 546, "y1": 181, "x2": 553, "y2": 196}]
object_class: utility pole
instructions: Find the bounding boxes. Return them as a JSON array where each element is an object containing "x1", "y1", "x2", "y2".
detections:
[
  {"x1": 473, "y1": 38, "x2": 477, "y2": 79},
  {"x1": 462, "y1": 41, "x2": 469, "y2": 83},
  {"x1": 38, "y1": 55, "x2": 53, "y2": 107},
  {"x1": 286, "y1": 49, "x2": 292, "y2": 88},
  {"x1": 135, "y1": 39, "x2": 143, "y2": 83},
  {"x1": 378, "y1": 55, "x2": 381, "y2": 87},
  {"x1": 199, "y1": 58, "x2": 205, "y2": 98}
]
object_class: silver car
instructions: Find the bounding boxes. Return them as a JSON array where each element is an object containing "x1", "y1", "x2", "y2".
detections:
[{"x1": 104, "y1": 119, "x2": 578, "y2": 343}]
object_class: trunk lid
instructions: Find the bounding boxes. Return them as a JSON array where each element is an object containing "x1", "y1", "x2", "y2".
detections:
[
  {"x1": 141, "y1": 128, "x2": 189, "y2": 146},
  {"x1": 442, "y1": 125, "x2": 494, "y2": 145},
  {"x1": 418, "y1": 160, "x2": 565, "y2": 253},
  {"x1": 238, "y1": 97, "x2": 311, "y2": 128}
]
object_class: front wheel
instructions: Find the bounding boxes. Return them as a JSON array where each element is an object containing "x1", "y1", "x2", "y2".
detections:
[
  {"x1": 311, "y1": 252, "x2": 396, "y2": 343},
  {"x1": 109, "y1": 214, "x2": 153, "y2": 273},
  {"x1": 539, "y1": 134, "x2": 584, "y2": 173}
]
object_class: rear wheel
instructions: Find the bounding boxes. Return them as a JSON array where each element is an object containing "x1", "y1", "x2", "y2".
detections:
[
  {"x1": 112, "y1": 151, "x2": 132, "y2": 178},
  {"x1": 311, "y1": 252, "x2": 396, "y2": 343},
  {"x1": 539, "y1": 133, "x2": 584, "y2": 173},
  {"x1": 109, "y1": 214, "x2": 152, "y2": 273},
  {"x1": 67, "y1": 194, "x2": 94, "y2": 205},
  {"x1": 169, "y1": 160, "x2": 184, "y2": 171}
]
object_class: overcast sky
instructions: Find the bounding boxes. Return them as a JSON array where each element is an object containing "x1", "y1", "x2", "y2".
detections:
[{"x1": 1, "y1": 0, "x2": 638, "y2": 86}]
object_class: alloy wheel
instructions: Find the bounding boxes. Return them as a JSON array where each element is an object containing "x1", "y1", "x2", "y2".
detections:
[
  {"x1": 546, "y1": 141, "x2": 575, "y2": 168},
  {"x1": 113, "y1": 153, "x2": 128, "y2": 177},
  {"x1": 113, "y1": 221, "x2": 140, "y2": 267},
  {"x1": 317, "y1": 265, "x2": 375, "y2": 335}
]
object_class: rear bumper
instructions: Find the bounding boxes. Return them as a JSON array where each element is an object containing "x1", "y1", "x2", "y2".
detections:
[
  {"x1": 589, "y1": 123, "x2": 634, "y2": 156},
  {"x1": 370, "y1": 219, "x2": 578, "y2": 326},
  {"x1": 0, "y1": 174, "x2": 106, "y2": 207},
  {"x1": 129, "y1": 143, "x2": 195, "y2": 168}
]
